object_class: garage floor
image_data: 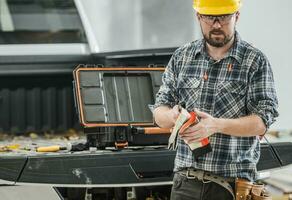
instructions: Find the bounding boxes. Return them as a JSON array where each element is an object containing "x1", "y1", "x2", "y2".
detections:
[{"x1": 0, "y1": 186, "x2": 62, "y2": 200}]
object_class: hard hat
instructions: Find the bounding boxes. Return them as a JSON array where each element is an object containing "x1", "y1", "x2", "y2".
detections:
[{"x1": 193, "y1": 0, "x2": 241, "y2": 15}]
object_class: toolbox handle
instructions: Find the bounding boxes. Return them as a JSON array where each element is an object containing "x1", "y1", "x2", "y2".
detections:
[{"x1": 134, "y1": 127, "x2": 171, "y2": 135}]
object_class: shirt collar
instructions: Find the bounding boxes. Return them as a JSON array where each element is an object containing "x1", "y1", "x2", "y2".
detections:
[
  {"x1": 193, "y1": 39, "x2": 205, "y2": 58},
  {"x1": 193, "y1": 31, "x2": 244, "y2": 64},
  {"x1": 226, "y1": 31, "x2": 244, "y2": 64}
]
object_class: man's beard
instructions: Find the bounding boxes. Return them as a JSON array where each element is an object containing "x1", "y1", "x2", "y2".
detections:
[{"x1": 203, "y1": 29, "x2": 233, "y2": 47}]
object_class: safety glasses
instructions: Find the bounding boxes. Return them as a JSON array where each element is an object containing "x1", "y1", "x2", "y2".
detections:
[{"x1": 199, "y1": 13, "x2": 236, "y2": 26}]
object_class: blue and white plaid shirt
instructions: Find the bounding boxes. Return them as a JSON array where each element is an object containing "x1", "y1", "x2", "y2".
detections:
[{"x1": 154, "y1": 32, "x2": 279, "y2": 181}]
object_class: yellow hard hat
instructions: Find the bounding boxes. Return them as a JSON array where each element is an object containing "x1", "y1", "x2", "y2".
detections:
[{"x1": 193, "y1": 0, "x2": 241, "y2": 15}]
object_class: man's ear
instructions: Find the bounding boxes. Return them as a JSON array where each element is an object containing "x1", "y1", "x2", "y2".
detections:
[
  {"x1": 235, "y1": 11, "x2": 240, "y2": 22},
  {"x1": 196, "y1": 12, "x2": 201, "y2": 21}
]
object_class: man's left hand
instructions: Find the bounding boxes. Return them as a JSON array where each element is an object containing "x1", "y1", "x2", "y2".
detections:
[{"x1": 180, "y1": 110, "x2": 217, "y2": 144}]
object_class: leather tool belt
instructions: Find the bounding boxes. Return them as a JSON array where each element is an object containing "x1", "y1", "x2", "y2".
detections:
[{"x1": 178, "y1": 168, "x2": 272, "y2": 200}]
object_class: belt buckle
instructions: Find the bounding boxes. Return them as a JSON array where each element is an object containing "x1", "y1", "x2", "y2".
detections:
[
  {"x1": 186, "y1": 169, "x2": 197, "y2": 180},
  {"x1": 186, "y1": 169, "x2": 205, "y2": 181}
]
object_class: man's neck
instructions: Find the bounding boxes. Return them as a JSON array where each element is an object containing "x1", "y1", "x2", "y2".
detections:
[{"x1": 206, "y1": 36, "x2": 235, "y2": 61}]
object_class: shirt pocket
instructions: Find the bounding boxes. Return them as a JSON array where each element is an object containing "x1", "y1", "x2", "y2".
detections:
[
  {"x1": 214, "y1": 81, "x2": 247, "y2": 118},
  {"x1": 177, "y1": 76, "x2": 202, "y2": 110}
]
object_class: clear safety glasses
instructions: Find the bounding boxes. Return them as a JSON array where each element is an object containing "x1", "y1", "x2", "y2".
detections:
[{"x1": 199, "y1": 13, "x2": 236, "y2": 26}]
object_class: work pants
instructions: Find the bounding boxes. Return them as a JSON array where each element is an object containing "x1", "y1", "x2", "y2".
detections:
[{"x1": 170, "y1": 172, "x2": 235, "y2": 200}]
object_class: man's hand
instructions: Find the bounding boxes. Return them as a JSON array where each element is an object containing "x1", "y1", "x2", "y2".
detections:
[
  {"x1": 180, "y1": 110, "x2": 217, "y2": 144},
  {"x1": 154, "y1": 105, "x2": 181, "y2": 128},
  {"x1": 168, "y1": 105, "x2": 181, "y2": 124}
]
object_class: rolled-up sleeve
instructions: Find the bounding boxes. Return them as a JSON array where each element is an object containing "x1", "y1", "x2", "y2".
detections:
[
  {"x1": 154, "y1": 53, "x2": 179, "y2": 109},
  {"x1": 247, "y1": 55, "x2": 279, "y2": 129}
]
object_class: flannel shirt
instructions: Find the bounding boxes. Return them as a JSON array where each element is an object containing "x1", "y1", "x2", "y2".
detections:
[{"x1": 154, "y1": 32, "x2": 279, "y2": 181}]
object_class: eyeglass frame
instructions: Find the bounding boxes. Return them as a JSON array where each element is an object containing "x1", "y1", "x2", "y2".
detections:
[{"x1": 198, "y1": 12, "x2": 238, "y2": 26}]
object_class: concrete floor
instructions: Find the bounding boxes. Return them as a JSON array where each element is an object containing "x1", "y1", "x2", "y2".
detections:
[{"x1": 0, "y1": 185, "x2": 62, "y2": 200}]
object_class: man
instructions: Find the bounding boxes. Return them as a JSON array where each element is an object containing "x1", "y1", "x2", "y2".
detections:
[{"x1": 153, "y1": 0, "x2": 279, "y2": 199}]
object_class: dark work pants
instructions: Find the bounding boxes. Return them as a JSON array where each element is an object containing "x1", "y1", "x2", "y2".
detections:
[{"x1": 170, "y1": 172, "x2": 235, "y2": 200}]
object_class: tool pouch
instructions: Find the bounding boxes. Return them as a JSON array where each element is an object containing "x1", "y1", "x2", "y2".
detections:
[
  {"x1": 236, "y1": 179, "x2": 253, "y2": 200},
  {"x1": 235, "y1": 179, "x2": 272, "y2": 200},
  {"x1": 251, "y1": 184, "x2": 272, "y2": 200}
]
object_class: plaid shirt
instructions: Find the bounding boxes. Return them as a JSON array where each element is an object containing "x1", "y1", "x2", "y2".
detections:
[{"x1": 154, "y1": 32, "x2": 279, "y2": 181}]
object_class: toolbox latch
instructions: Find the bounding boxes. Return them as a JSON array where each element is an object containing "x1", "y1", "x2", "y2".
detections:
[
  {"x1": 115, "y1": 141, "x2": 129, "y2": 149},
  {"x1": 113, "y1": 126, "x2": 131, "y2": 149}
]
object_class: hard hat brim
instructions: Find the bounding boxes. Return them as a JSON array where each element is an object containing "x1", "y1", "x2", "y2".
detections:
[{"x1": 194, "y1": 5, "x2": 241, "y2": 15}]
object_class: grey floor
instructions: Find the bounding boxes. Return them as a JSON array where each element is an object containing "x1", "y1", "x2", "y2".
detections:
[{"x1": 0, "y1": 185, "x2": 62, "y2": 200}]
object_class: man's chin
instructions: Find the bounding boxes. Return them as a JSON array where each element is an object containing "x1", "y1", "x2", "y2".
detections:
[
  {"x1": 210, "y1": 43, "x2": 225, "y2": 48},
  {"x1": 207, "y1": 40, "x2": 225, "y2": 48},
  {"x1": 211, "y1": 35, "x2": 224, "y2": 42}
]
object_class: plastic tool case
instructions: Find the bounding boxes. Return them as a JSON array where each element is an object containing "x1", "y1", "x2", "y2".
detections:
[{"x1": 73, "y1": 66, "x2": 169, "y2": 149}]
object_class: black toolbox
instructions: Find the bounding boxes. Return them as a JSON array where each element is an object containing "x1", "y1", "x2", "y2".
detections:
[{"x1": 73, "y1": 66, "x2": 170, "y2": 149}]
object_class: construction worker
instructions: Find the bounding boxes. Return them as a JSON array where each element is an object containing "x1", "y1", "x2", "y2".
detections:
[{"x1": 153, "y1": 0, "x2": 278, "y2": 199}]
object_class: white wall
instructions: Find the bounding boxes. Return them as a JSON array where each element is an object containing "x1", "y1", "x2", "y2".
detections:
[
  {"x1": 76, "y1": 0, "x2": 197, "y2": 52},
  {"x1": 237, "y1": 0, "x2": 292, "y2": 130}
]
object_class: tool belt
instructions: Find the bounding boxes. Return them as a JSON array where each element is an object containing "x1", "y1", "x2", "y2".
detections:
[{"x1": 178, "y1": 168, "x2": 272, "y2": 200}]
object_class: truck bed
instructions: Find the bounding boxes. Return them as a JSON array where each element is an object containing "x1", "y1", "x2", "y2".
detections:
[{"x1": 1, "y1": 135, "x2": 292, "y2": 187}]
